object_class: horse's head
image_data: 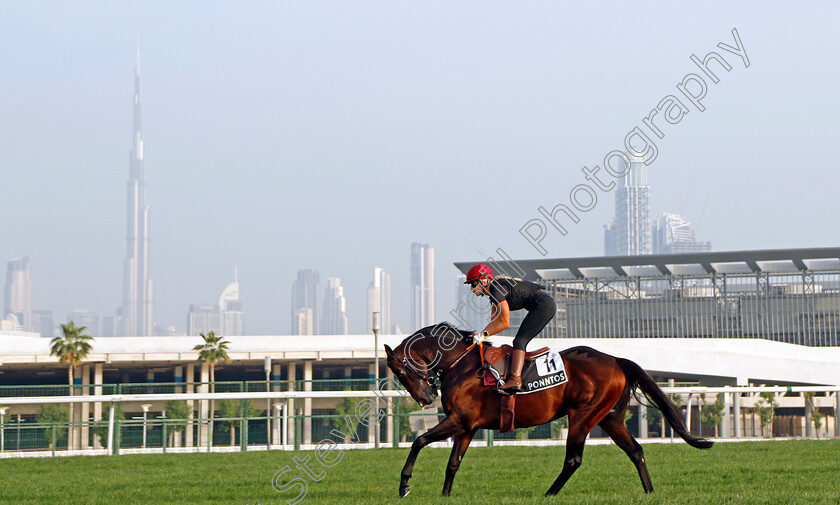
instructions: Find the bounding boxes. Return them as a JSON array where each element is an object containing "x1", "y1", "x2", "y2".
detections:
[
  {"x1": 384, "y1": 341, "x2": 438, "y2": 407},
  {"x1": 384, "y1": 322, "x2": 473, "y2": 407}
]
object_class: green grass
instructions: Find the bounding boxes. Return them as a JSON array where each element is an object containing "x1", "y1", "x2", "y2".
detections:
[{"x1": 1, "y1": 440, "x2": 839, "y2": 504}]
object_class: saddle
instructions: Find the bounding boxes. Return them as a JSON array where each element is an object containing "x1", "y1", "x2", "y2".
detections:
[
  {"x1": 482, "y1": 344, "x2": 550, "y2": 378},
  {"x1": 479, "y1": 344, "x2": 550, "y2": 434}
]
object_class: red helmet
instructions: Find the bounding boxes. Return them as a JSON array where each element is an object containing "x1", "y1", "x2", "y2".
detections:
[{"x1": 465, "y1": 263, "x2": 494, "y2": 283}]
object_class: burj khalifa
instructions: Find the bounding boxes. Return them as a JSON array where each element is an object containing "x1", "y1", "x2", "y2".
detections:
[{"x1": 122, "y1": 47, "x2": 154, "y2": 336}]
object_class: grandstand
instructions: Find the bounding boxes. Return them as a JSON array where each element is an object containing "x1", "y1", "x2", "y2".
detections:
[{"x1": 455, "y1": 247, "x2": 840, "y2": 346}]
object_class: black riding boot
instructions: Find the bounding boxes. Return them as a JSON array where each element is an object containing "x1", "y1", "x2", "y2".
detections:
[{"x1": 500, "y1": 349, "x2": 525, "y2": 394}]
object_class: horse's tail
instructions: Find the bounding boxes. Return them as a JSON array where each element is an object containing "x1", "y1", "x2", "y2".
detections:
[{"x1": 616, "y1": 357, "x2": 714, "y2": 449}]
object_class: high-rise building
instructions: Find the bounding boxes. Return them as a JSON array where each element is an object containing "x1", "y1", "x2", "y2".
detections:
[
  {"x1": 4, "y1": 257, "x2": 32, "y2": 331},
  {"x1": 367, "y1": 268, "x2": 391, "y2": 334},
  {"x1": 652, "y1": 213, "x2": 712, "y2": 254},
  {"x1": 291, "y1": 269, "x2": 320, "y2": 335},
  {"x1": 605, "y1": 154, "x2": 651, "y2": 256},
  {"x1": 410, "y1": 243, "x2": 435, "y2": 329},
  {"x1": 187, "y1": 304, "x2": 221, "y2": 336},
  {"x1": 67, "y1": 310, "x2": 101, "y2": 337},
  {"x1": 31, "y1": 310, "x2": 54, "y2": 338},
  {"x1": 219, "y1": 269, "x2": 244, "y2": 336},
  {"x1": 102, "y1": 316, "x2": 117, "y2": 337},
  {"x1": 293, "y1": 308, "x2": 314, "y2": 336},
  {"x1": 322, "y1": 277, "x2": 348, "y2": 335},
  {"x1": 122, "y1": 46, "x2": 154, "y2": 336},
  {"x1": 185, "y1": 272, "x2": 244, "y2": 336}
]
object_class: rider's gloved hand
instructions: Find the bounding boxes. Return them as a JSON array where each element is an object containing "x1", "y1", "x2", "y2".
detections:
[{"x1": 472, "y1": 330, "x2": 489, "y2": 342}]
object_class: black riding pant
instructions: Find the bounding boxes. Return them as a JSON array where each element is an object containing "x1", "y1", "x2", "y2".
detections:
[{"x1": 512, "y1": 291, "x2": 556, "y2": 351}]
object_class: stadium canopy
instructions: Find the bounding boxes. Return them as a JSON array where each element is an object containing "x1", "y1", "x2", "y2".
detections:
[{"x1": 454, "y1": 247, "x2": 840, "y2": 281}]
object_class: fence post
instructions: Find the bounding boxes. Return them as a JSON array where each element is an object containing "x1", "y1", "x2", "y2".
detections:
[
  {"x1": 51, "y1": 425, "x2": 56, "y2": 457},
  {"x1": 835, "y1": 391, "x2": 840, "y2": 438},
  {"x1": 722, "y1": 390, "x2": 731, "y2": 438},
  {"x1": 282, "y1": 400, "x2": 289, "y2": 450},
  {"x1": 487, "y1": 429, "x2": 494, "y2": 447},
  {"x1": 392, "y1": 401, "x2": 400, "y2": 448},
  {"x1": 240, "y1": 399, "x2": 247, "y2": 452},
  {"x1": 115, "y1": 417, "x2": 122, "y2": 455},
  {"x1": 107, "y1": 401, "x2": 116, "y2": 455},
  {"x1": 162, "y1": 420, "x2": 167, "y2": 454},
  {"x1": 294, "y1": 409, "x2": 301, "y2": 451},
  {"x1": 733, "y1": 391, "x2": 741, "y2": 438}
]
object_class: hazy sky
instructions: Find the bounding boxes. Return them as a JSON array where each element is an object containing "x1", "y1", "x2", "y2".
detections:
[{"x1": 1, "y1": 2, "x2": 838, "y2": 335}]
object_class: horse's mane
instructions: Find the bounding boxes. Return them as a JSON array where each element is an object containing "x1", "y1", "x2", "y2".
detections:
[{"x1": 410, "y1": 321, "x2": 490, "y2": 346}]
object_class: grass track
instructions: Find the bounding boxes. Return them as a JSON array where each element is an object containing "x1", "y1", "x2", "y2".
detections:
[{"x1": 1, "y1": 440, "x2": 838, "y2": 504}]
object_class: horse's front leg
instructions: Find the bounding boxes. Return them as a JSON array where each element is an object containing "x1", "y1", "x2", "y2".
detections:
[
  {"x1": 441, "y1": 428, "x2": 477, "y2": 497},
  {"x1": 400, "y1": 415, "x2": 464, "y2": 498}
]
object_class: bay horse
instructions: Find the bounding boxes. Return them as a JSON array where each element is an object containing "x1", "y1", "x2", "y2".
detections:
[{"x1": 384, "y1": 322, "x2": 713, "y2": 498}]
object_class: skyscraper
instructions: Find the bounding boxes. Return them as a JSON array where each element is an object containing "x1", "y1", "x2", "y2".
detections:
[
  {"x1": 367, "y1": 267, "x2": 391, "y2": 334},
  {"x1": 604, "y1": 154, "x2": 651, "y2": 256},
  {"x1": 219, "y1": 269, "x2": 244, "y2": 336},
  {"x1": 67, "y1": 310, "x2": 101, "y2": 337},
  {"x1": 322, "y1": 277, "x2": 348, "y2": 335},
  {"x1": 122, "y1": 46, "x2": 154, "y2": 336},
  {"x1": 293, "y1": 308, "x2": 314, "y2": 336},
  {"x1": 4, "y1": 257, "x2": 32, "y2": 331},
  {"x1": 410, "y1": 243, "x2": 435, "y2": 329},
  {"x1": 31, "y1": 310, "x2": 54, "y2": 338},
  {"x1": 652, "y1": 213, "x2": 712, "y2": 254},
  {"x1": 185, "y1": 271, "x2": 244, "y2": 336},
  {"x1": 291, "y1": 269, "x2": 320, "y2": 335},
  {"x1": 187, "y1": 304, "x2": 221, "y2": 336}
]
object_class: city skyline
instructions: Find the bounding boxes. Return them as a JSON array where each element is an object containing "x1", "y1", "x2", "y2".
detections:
[
  {"x1": 604, "y1": 157, "x2": 712, "y2": 257},
  {"x1": 2, "y1": 3, "x2": 838, "y2": 335}
]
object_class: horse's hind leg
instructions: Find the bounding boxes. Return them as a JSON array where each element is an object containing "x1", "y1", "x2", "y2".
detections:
[
  {"x1": 598, "y1": 412, "x2": 654, "y2": 493},
  {"x1": 441, "y1": 428, "x2": 477, "y2": 496},
  {"x1": 544, "y1": 424, "x2": 589, "y2": 496}
]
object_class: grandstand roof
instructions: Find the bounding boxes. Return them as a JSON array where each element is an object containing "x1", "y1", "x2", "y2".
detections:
[{"x1": 455, "y1": 247, "x2": 840, "y2": 280}]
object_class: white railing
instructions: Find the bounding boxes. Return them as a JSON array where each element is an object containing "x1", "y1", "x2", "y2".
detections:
[{"x1": 1, "y1": 386, "x2": 838, "y2": 457}]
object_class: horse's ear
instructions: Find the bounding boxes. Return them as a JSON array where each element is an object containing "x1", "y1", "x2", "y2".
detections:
[{"x1": 384, "y1": 344, "x2": 394, "y2": 357}]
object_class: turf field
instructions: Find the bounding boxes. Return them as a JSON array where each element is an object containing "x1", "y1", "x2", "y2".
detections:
[{"x1": 0, "y1": 440, "x2": 838, "y2": 505}]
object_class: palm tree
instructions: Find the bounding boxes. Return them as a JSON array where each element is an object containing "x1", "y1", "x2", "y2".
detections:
[
  {"x1": 49, "y1": 321, "x2": 94, "y2": 449},
  {"x1": 193, "y1": 331, "x2": 230, "y2": 447}
]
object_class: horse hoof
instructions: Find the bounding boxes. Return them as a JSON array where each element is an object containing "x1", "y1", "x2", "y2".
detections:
[{"x1": 399, "y1": 486, "x2": 411, "y2": 498}]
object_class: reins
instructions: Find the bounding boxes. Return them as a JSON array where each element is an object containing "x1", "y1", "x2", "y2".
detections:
[{"x1": 393, "y1": 339, "x2": 482, "y2": 385}]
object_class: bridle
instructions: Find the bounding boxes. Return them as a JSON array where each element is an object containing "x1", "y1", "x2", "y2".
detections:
[{"x1": 389, "y1": 339, "x2": 480, "y2": 394}]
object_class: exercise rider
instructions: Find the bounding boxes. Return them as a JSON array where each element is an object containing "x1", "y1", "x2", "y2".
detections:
[{"x1": 466, "y1": 264, "x2": 556, "y2": 394}]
